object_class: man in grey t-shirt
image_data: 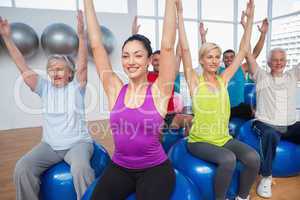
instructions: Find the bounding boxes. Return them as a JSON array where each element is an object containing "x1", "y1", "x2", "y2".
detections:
[{"x1": 246, "y1": 48, "x2": 300, "y2": 198}]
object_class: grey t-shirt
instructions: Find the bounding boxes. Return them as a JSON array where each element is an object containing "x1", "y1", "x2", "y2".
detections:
[{"x1": 253, "y1": 64, "x2": 300, "y2": 126}]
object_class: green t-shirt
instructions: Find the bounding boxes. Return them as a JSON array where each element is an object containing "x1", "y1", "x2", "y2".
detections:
[{"x1": 188, "y1": 75, "x2": 232, "y2": 146}]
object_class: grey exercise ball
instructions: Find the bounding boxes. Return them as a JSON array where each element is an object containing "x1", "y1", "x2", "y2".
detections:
[
  {"x1": 0, "y1": 23, "x2": 39, "y2": 58},
  {"x1": 41, "y1": 23, "x2": 78, "y2": 55},
  {"x1": 88, "y1": 25, "x2": 116, "y2": 56}
]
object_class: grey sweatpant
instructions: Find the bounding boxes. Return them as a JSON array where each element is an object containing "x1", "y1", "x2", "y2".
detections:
[
  {"x1": 188, "y1": 139, "x2": 260, "y2": 200},
  {"x1": 14, "y1": 142, "x2": 95, "y2": 200}
]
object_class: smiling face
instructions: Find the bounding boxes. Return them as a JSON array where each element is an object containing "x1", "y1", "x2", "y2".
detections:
[
  {"x1": 151, "y1": 53, "x2": 160, "y2": 72},
  {"x1": 121, "y1": 40, "x2": 151, "y2": 79},
  {"x1": 268, "y1": 50, "x2": 287, "y2": 75},
  {"x1": 47, "y1": 57, "x2": 73, "y2": 88},
  {"x1": 200, "y1": 48, "x2": 221, "y2": 74},
  {"x1": 223, "y1": 51, "x2": 235, "y2": 67}
]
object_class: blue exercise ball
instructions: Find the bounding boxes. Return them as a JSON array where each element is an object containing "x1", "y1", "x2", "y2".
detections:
[
  {"x1": 40, "y1": 142, "x2": 110, "y2": 200},
  {"x1": 87, "y1": 25, "x2": 116, "y2": 56},
  {"x1": 296, "y1": 146, "x2": 300, "y2": 170},
  {"x1": 168, "y1": 138, "x2": 241, "y2": 200},
  {"x1": 0, "y1": 22, "x2": 39, "y2": 58},
  {"x1": 41, "y1": 23, "x2": 78, "y2": 55},
  {"x1": 244, "y1": 83, "x2": 256, "y2": 107},
  {"x1": 238, "y1": 120, "x2": 300, "y2": 177},
  {"x1": 82, "y1": 169, "x2": 201, "y2": 200},
  {"x1": 161, "y1": 128, "x2": 185, "y2": 153},
  {"x1": 229, "y1": 118, "x2": 246, "y2": 137}
]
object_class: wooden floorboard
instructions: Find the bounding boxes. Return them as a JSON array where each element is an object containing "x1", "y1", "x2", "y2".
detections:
[{"x1": 0, "y1": 120, "x2": 299, "y2": 200}]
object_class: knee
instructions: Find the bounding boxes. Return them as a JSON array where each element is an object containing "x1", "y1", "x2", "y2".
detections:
[
  {"x1": 14, "y1": 157, "x2": 33, "y2": 182},
  {"x1": 185, "y1": 116, "x2": 193, "y2": 126},
  {"x1": 71, "y1": 162, "x2": 94, "y2": 180},
  {"x1": 243, "y1": 150, "x2": 260, "y2": 172},
  {"x1": 219, "y1": 152, "x2": 236, "y2": 172},
  {"x1": 263, "y1": 129, "x2": 279, "y2": 140}
]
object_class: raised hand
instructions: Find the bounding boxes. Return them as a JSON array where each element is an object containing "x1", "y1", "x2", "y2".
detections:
[
  {"x1": 198, "y1": 22, "x2": 208, "y2": 44},
  {"x1": 0, "y1": 17, "x2": 11, "y2": 38},
  {"x1": 0, "y1": 16, "x2": 37, "y2": 90},
  {"x1": 257, "y1": 18, "x2": 269, "y2": 34},
  {"x1": 240, "y1": 11, "x2": 246, "y2": 29},
  {"x1": 131, "y1": 16, "x2": 140, "y2": 35},
  {"x1": 199, "y1": 22, "x2": 208, "y2": 37},
  {"x1": 245, "y1": 0, "x2": 255, "y2": 18},
  {"x1": 175, "y1": 0, "x2": 183, "y2": 14}
]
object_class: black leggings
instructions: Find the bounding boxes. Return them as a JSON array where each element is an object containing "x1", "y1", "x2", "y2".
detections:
[
  {"x1": 91, "y1": 160, "x2": 175, "y2": 200},
  {"x1": 188, "y1": 139, "x2": 260, "y2": 200}
]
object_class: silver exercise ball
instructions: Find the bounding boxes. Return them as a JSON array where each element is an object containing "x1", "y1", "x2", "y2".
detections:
[
  {"x1": 41, "y1": 23, "x2": 78, "y2": 55},
  {"x1": 0, "y1": 23, "x2": 39, "y2": 58},
  {"x1": 88, "y1": 25, "x2": 116, "y2": 56}
]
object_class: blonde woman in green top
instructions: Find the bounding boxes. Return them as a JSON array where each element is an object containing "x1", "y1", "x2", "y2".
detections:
[{"x1": 177, "y1": 0, "x2": 260, "y2": 200}]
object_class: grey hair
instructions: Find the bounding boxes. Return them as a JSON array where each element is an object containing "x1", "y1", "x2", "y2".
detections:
[
  {"x1": 47, "y1": 54, "x2": 76, "y2": 81},
  {"x1": 47, "y1": 54, "x2": 76, "y2": 70},
  {"x1": 267, "y1": 48, "x2": 287, "y2": 63}
]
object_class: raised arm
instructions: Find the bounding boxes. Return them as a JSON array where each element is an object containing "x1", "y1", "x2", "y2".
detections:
[
  {"x1": 245, "y1": 50, "x2": 259, "y2": 76},
  {"x1": 252, "y1": 18, "x2": 268, "y2": 58},
  {"x1": 0, "y1": 17, "x2": 37, "y2": 91},
  {"x1": 221, "y1": 0, "x2": 254, "y2": 84},
  {"x1": 84, "y1": 0, "x2": 123, "y2": 107},
  {"x1": 199, "y1": 22, "x2": 208, "y2": 44},
  {"x1": 177, "y1": 0, "x2": 199, "y2": 96},
  {"x1": 131, "y1": 16, "x2": 140, "y2": 35},
  {"x1": 75, "y1": 10, "x2": 88, "y2": 87},
  {"x1": 175, "y1": 40, "x2": 181, "y2": 74},
  {"x1": 155, "y1": 0, "x2": 177, "y2": 96}
]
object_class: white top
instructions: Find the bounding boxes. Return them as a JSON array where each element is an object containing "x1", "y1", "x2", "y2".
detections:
[
  {"x1": 253, "y1": 64, "x2": 300, "y2": 126},
  {"x1": 34, "y1": 75, "x2": 92, "y2": 150}
]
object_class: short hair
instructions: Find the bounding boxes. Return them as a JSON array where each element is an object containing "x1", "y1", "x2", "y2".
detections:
[
  {"x1": 122, "y1": 34, "x2": 153, "y2": 57},
  {"x1": 267, "y1": 48, "x2": 287, "y2": 63},
  {"x1": 152, "y1": 50, "x2": 161, "y2": 55},
  {"x1": 47, "y1": 54, "x2": 76, "y2": 80},
  {"x1": 223, "y1": 49, "x2": 236, "y2": 57},
  {"x1": 199, "y1": 42, "x2": 222, "y2": 61}
]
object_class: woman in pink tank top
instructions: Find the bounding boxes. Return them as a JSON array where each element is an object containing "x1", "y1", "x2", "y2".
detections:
[{"x1": 84, "y1": 0, "x2": 178, "y2": 199}]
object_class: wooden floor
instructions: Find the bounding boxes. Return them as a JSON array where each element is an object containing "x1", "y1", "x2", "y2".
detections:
[{"x1": 0, "y1": 120, "x2": 299, "y2": 200}]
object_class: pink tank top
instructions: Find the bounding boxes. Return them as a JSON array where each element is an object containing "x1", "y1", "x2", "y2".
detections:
[{"x1": 110, "y1": 84, "x2": 167, "y2": 169}]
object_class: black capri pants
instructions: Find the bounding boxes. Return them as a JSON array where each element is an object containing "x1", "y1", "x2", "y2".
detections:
[{"x1": 91, "y1": 160, "x2": 175, "y2": 200}]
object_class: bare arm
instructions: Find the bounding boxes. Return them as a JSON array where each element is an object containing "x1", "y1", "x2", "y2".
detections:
[
  {"x1": 221, "y1": 0, "x2": 254, "y2": 84},
  {"x1": 199, "y1": 22, "x2": 208, "y2": 44},
  {"x1": 131, "y1": 16, "x2": 140, "y2": 35},
  {"x1": 245, "y1": 51, "x2": 258, "y2": 76},
  {"x1": 177, "y1": 0, "x2": 199, "y2": 96},
  {"x1": 75, "y1": 10, "x2": 88, "y2": 87},
  {"x1": 241, "y1": 17, "x2": 268, "y2": 75},
  {"x1": 175, "y1": 40, "x2": 181, "y2": 74},
  {"x1": 0, "y1": 17, "x2": 37, "y2": 91},
  {"x1": 155, "y1": 0, "x2": 177, "y2": 97},
  {"x1": 252, "y1": 18, "x2": 268, "y2": 58},
  {"x1": 84, "y1": 0, "x2": 123, "y2": 108}
]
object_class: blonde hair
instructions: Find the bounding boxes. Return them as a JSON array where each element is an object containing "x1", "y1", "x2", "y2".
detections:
[{"x1": 198, "y1": 42, "x2": 222, "y2": 62}]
